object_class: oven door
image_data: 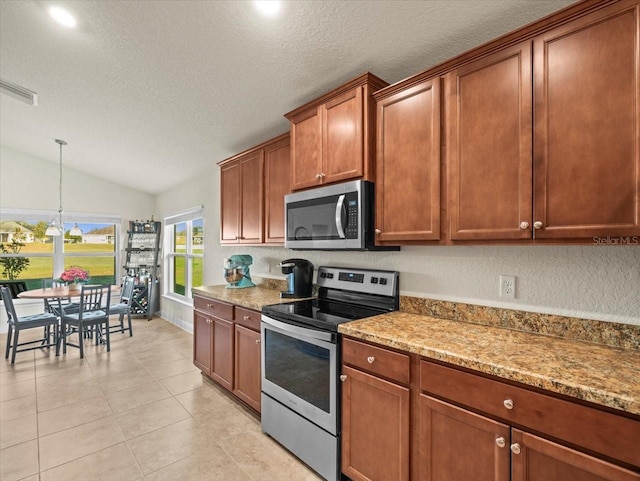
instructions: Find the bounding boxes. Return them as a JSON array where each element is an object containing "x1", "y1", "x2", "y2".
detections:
[{"x1": 261, "y1": 315, "x2": 338, "y2": 435}]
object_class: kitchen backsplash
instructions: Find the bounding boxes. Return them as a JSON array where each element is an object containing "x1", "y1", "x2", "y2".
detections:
[{"x1": 251, "y1": 276, "x2": 639, "y2": 350}]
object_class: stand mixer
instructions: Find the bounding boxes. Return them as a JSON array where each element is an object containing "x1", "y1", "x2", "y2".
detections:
[{"x1": 224, "y1": 255, "x2": 256, "y2": 289}]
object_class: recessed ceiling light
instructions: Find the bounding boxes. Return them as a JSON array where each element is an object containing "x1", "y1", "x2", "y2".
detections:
[
  {"x1": 49, "y1": 5, "x2": 77, "y2": 28},
  {"x1": 254, "y1": 0, "x2": 281, "y2": 18}
]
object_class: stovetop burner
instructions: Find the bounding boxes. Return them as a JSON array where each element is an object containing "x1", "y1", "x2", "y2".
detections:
[{"x1": 262, "y1": 266, "x2": 399, "y2": 332}]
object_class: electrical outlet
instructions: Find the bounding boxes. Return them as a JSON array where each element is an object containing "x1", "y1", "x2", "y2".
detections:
[
  {"x1": 500, "y1": 275, "x2": 516, "y2": 299},
  {"x1": 264, "y1": 261, "x2": 271, "y2": 273}
]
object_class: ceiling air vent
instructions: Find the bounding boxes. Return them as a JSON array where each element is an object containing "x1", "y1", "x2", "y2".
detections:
[{"x1": 0, "y1": 78, "x2": 38, "y2": 106}]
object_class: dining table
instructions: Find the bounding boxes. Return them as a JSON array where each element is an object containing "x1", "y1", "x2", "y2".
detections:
[
  {"x1": 17, "y1": 284, "x2": 121, "y2": 300},
  {"x1": 18, "y1": 284, "x2": 122, "y2": 349}
]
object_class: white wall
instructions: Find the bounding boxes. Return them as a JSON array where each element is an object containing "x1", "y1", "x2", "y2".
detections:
[
  {"x1": 0, "y1": 145, "x2": 156, "y2": 332},
  {"x1": 156, "y1": 162, "x2": 640, "y2": 330}
]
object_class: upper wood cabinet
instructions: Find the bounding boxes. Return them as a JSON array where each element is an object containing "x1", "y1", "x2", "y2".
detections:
[
  {"x1": 532, "y1": 0, "x2": 640, "y2": 239},
  {"x1": 374, "y1": 78, "x2": 441, "y2": 244},
  {"x1": 447, "y1": 42, "x2": 532, "y2": 241},
  {"x1": 446, "y1": 0, "x2": 639, "y2": 241},
  {"x1": 264, "y1": 135, "x2": 290, "y2": 244},
  {"x1": 286, "y1": 72, "x2": 388, "y2": 191},
  {"x1": 218, "y1": 133, "x2": 289, "y2": 246},
  {"x1": 220, "y1": 150, "x2": 263, "y2": 244}
]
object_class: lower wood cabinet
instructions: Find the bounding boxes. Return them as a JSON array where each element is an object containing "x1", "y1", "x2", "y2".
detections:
[
  {"x1": 341, "y1": 336, "x2": 640, "y2": 481},
  {"x1": 193, "y1": 310, "x2": 212, "y2": 374},
  {"x1": 211, "y1": 317, "x2": 234, "y2": 391},
  {"x1": 233, "y1": 324, "x2": 261, "y2": 412},
  {"x1": 419, "y1": 395, "x2": 510, "y2": 481},
  {"x1": 341, "y1": 338, "x2": 410, "y2": 481},
  {"x1": 193, "y1": 296, "x2": 261, "y2": 413}
]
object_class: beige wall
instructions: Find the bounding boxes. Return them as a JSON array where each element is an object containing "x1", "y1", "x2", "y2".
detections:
[
  {"x1": 2, "y1": 145, "x2": 638, "y2": 332},
  {"x1": 0, "y1": 145, "x2": 156, "y2": 332},
  {"x1": 156, "y1": 162, "x2": 640, "y2": 331}
]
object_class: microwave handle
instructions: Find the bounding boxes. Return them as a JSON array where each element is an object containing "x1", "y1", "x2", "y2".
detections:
[{"x1": 335, "y1": 194, "x2": 346, "y2": 239}]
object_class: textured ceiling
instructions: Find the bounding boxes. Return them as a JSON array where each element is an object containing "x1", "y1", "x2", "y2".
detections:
[{"x1": 0, "y1": 0, "x2": 575, "y2": 195}]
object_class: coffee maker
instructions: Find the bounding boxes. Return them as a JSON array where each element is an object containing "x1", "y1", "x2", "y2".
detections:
[{"x1": 279, "y1": 258, "x2": 314, "y2": 298}]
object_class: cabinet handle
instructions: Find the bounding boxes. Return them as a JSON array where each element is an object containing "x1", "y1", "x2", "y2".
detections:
[
  {"x1": 374, "y1": 229, "x2": 381, "y2": 235},
  {"x1": 519, "y1": 221, "x2": 529, "y2": 230},
  {"x1": 367, "y1": 356, "x2": 375, "y2": 364},
  {"x1": 495, "y1": 437, "x2": 506, "y2": 448},
  {"x1": 533, "y1": 221, "x2": 543, "y2": 229},
  {"x1": 503, "y1": 399, "x2": 514, "y2": 410},
  {"x1": 320, "y1": 172, "x2": 325, "y2": 178},
  {"x1": 207, "y1": 303, "x2": 214, "y2": 308},
  {"x1": 510, "y1": 443, "x2": 521, "y2": 455},
  {"x1": 206, "y1": 318, "x2": 212, "y2": 324},
  {"x1": 316, "y1": 173, "x2": 322, "y2": 179},
  {"x1": 243, "y1": 315, "x2": 250, "y2": 321},
  {"x1": 255, "y1": 339, "x2": 261, "y2": 344},
  {"x1": 340, "y1": 374, "x2": 347, "y2": 382}
]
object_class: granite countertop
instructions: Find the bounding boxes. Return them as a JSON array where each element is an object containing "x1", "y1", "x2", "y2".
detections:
[
  {"x1": 192, "y1": 285, "x2": 311, "y2": 311},
  {"x1": 192, "y1": 285, "x2": 639, "y2": 416},
  {"x1": 339, "y1": 311, "x2": 640, "y2": 416}
]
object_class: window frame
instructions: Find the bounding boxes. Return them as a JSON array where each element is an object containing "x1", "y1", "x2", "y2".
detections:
[
  {"x1": 164, "y1": 206, "x2": 204, "y2": 302},
  {"x1": 0, "y1": 208, "x2": 121, "y2": 286}
]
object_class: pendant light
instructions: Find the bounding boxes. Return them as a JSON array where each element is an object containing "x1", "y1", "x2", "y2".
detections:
[{"x1": 46, "y1": 139, "x2": 72, "y2": 237}]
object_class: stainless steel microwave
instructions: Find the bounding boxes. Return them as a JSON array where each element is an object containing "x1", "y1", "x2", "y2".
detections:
[{"x1": 285, "y1": 180, "x2": 397, "y2": 251}]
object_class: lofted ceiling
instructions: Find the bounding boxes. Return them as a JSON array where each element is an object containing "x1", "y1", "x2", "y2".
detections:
[{"x1": 0, "y1": 0, "x2": 575, "y2": 195}]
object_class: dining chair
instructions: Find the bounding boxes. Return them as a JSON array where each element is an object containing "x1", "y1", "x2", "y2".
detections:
[
  {"x1": 42, "y1": 279, "x2": 80, "y2": 316},
  {"x1": 108, "y1": 276, "x2": 135, "y2": 336},
  {"x1": 1, "y1": 286, "x2": 59, "y2": 364},
  {"x1": 60, "y1": 284, "x2": 111, "y2": 359}
]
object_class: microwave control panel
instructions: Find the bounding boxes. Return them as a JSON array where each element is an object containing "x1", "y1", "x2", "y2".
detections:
[{"x1": 345, "y1": 194, "x2": 359, "y2": 238}]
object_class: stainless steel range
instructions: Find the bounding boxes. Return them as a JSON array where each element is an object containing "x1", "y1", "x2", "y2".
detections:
[{"x1": 261, "y1": 266, "x2": 400, "y2": 481}]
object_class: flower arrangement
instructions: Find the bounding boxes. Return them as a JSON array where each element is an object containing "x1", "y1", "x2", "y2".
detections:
[{"x1": 58, "y1": 266, "x2": 89, "y2": 285}]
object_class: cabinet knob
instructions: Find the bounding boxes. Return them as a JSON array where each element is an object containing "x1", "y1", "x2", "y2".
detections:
[
  {"x1": 367, "y1": 356, "x2": 375, "y2": 364},
  {"x1": 206, "y1": 318, "x2": 212, "y2": 324},
  {"x1": 375, "y1": 229, "x2": 381, "y2": 235},
  {"x1": 533, "y1": 221, "x2": 543, "y2": 229},
  {"x1": 510, "y1": 443, "x2": 521, "y2": 455},
  {"x1": 207, "y1": 303, "x2": 214, "y2": 308},
  {"x1": 243, "y1": 315, "x2": 250, "y2": 321},
  {"x1": 320, "y1": 172, "x2": 326, "y2": 178},
  {"x1": 316, "y1": 173, "x2": 322, "y2": 179},
  {"x1": 503, "y1": 399, "x2": 514, "y2": 410},
  {"x1": 340, "y1": 374, "x2": 347, "y2": 382},
  {"x1": 255, "y1": 339, "x2": 261, "y2": 344},
  {"x1": 495, "y1": 437, "x2": 506, "y2": 448},
  {"x1": 519, "y1": 221, "x2": 529, "y2": 230}
]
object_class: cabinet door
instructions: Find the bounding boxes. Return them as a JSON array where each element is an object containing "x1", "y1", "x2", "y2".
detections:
[
  {"x1": 290, "y1": 107, "x2": 323, "y2": 190},
  {"x1": 511, "y1": 430, "x2": 640, "y2": 481},
  {"x1": 448, "y1": 42, "x2": 532, "y2": 240},
  {"x1": 322, "y1": 87, "x2": 364, "y2": 185},
  {"x1": 264, "y1": 136, "x2": 290, "y2": 244},
  {"x1": 533, "y1": 0, "x2": 640, "y2": 239},
  {"x1": 233, "y1": 324, "x2": 261, "y2": 412},
  {"x1": 341, "y1": 365, "x2": 410, "y2": 481},
  {"x1": 419, "y1": 395, "x2": 510, "y2": 481},
  {"x1": 211, "y1": 317, "x2": 234, "y2": 391},
  {"x1": 239, "y1": 151, "x2": 264, "y2": 244},
  {"x1": 193, "y1": 310, "x2": 212, "y2": 375},
  {"x1": 220, "y1": 161, "x2": 241, "y2": 243},
  {"x1": 376, "y1": 79, "x2": 441, "y2": 242}
]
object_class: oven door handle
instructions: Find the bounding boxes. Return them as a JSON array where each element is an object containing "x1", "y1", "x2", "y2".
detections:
[
  {"x1": 261, "y1": 315, "x2": 335, "y2": 343},
  {"x1": 335, "y1": 194, "x2": 346, "y2": 239}
]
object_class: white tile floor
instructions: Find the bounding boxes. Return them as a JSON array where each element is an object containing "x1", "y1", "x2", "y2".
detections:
[{"x1": 0, "y1": 316, "x2": 322, "y2": 481}]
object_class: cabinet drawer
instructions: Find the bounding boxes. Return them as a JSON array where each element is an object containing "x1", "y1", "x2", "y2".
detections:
[
  {"x1": 235, "y1": 307, "x2": 260, "y2": 331},
  {"x1": 420, "y1": 360, "x2": 640, "y2": 468},
  {"x1": 343, "y1": 338, "x2": 410, "y2": 385},
  {"x1": 193, "y1": 296, "x2": 234, "y2": 321}
]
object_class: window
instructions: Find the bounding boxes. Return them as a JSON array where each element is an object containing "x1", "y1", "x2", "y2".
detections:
[
  {"x1": 0, "y1": 209, "x2": 120, "y2": 289},
  {"x1": 164, "y1": 207, "x2": 204, "y2": 300}
]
